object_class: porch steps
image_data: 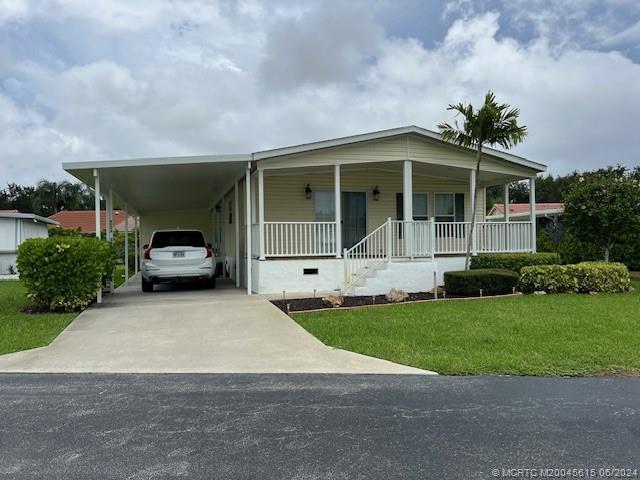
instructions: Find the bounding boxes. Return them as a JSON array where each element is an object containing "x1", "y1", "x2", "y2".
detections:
[{"x1": 350, "y1": 260, "x2": 438, "y2": 296}]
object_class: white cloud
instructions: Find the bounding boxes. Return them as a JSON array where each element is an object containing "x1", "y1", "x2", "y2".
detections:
[{"x1": 1, "y1": 1, "x2": 639, "y2": 185}]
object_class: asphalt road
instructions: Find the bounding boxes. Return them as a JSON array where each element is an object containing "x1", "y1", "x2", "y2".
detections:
[{"x1": 0, "y1": 374, "x2": 639, "y2": 479}]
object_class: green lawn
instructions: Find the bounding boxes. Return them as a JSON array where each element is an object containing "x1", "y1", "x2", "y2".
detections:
[
  {"x1": 114, "y1": 265, "x2": 134, "y2": 288},
  {"x1": 294, "y1": 279, "x2": 640, "y2": 376},
  {"x1": 0, "y1": 281, "x2": 76, "y2": 355}
]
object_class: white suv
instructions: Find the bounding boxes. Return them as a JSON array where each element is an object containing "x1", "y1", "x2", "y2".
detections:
[{"x1": 141, "y1": 229, "x2": 216, "y2": 292}]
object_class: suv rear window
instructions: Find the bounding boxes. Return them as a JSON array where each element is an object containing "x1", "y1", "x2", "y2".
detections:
[{"x1": 151, "y1": 230, "x2": 205, "y2": 248}]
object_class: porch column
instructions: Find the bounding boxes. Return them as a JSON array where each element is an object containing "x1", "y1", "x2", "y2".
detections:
[
  {"x1": 134, "y1": 216, "x2": 139, "y2": 274},
  {"x1": 403, "y1": 160, "x2": 413, "y2": 257},
  {"x1": 93, "y1": 169, "x2": 102, "y2": 304},
  {"x1": 234, "y1": 180, "x2": 240, "y2": 287},
  {"x1": 334, "y1": 164, "x2": 341, "y2": 258},
  {"x1": 124, "y1": 205, "x2": 129, "y2": 282},
  {"x1": 245, "y1": 164, "x2": 252, "y2": 295},
  {"x1": 469, "y1": 169, "x2": 477, "y2": 255},
  {"x1": 258, "y1": 168, "x2": 265, "y2": 260},
  {"x1": 529, "y1": 177, "x2": 537, "y2": 253}
]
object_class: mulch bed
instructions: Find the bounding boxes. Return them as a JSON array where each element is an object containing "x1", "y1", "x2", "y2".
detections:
[{"x1": 271, "y1": 291, "x2": 454, "y2": 313}]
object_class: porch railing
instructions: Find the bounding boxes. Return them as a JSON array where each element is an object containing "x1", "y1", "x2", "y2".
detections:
[
  {"x1": 263, "y1": 221, "x2": 337, "y2": 257},
  {"x1": 257, "y1": 220, "x2": 533, "y2": 259}
]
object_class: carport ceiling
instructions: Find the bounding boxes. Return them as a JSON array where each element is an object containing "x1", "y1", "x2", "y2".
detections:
[{"x1": 64, "y1": 155, "x2": 250, "y2": 215}]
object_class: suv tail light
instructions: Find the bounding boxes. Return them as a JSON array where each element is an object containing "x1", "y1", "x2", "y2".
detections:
[
  {"x1": 144, "y1": 247, "x2": 152, "y2": 260},
  {"x1": 205, "y1": 245, "x2": 213, "y2": 258}
]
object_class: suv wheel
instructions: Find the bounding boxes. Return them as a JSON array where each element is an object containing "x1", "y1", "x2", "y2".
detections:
[
  {"x1": 207, "y1": 276, "x2": 216, "y2": 289},
  {"x1": 142, "y1": 277, "x2": 154, "y2": 292}
]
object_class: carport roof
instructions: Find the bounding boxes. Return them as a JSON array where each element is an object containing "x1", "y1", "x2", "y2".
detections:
[{"x1": 64, "y1": 154, "x2": 250, "y2": 215}]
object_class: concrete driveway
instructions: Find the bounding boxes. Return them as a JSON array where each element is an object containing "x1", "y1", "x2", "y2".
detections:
[{"x1": 0, "y1": 276, "x2": 429, "y2": 374}]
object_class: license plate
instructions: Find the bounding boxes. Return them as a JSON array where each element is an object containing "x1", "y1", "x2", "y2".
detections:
[{"x1": 173, "y1": 251, "x2": 185, "y2": 258}]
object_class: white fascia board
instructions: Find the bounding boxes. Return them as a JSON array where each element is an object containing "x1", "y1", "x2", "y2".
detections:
[
  {"x1": 63, "y1": 153, "x2": 252, "y2": 172},
  {"x1": 253, "y1": 125, "x2": 547, "y2": 173}
]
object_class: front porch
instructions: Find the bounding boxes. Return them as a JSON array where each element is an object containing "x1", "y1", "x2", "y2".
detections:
[{"x1": 221, "y1": 158, "x2": 538, "y2": 294}]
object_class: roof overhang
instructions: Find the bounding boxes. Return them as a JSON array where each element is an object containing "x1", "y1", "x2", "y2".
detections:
[
  {"x1": 253, "y1": 125, "x2": 547, "y2": 173},
  {"x1": 0, "y1": 212, "x2": 59, "y2": 225}
]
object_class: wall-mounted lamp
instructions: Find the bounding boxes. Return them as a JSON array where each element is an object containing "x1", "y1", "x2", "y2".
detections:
[
  {"x1": 372, "y1": 185, "x2": 380, "y2": 201},
  {"x1": 305, "y1": 183, "x2": 313, "y2": 200}
]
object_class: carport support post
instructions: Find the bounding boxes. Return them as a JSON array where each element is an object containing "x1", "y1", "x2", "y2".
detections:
[
  {"x1": 529, "y1": 177, "x2": 537, "y2": 253},
  {"x1": 124, "y1": 205, "x2": 129, "y2": 282},
  {"x1": 234, "y1": 181, "x2": 240, "y2": 288},
  {"x1": 93, "y1": 169, "x2": 102, "y2": 304},
  {"x1": 258, "y1": 168, "x2": 265, "y2": 260},
  {"x1": 470, "y1": 169, "x2": 477, "y2": 256},
  {"x1": 334, "y1": 164, "x2": 341, "y2": 258},
  {"x1": 134, "y1": 216, "x2": 139, "y2": 274},
  {"x1": 245, "y1": 164, "x2": 252, "y2": 295},
  {"x1": 106, "y1": 189, "x2": 114, "y2": 292}
]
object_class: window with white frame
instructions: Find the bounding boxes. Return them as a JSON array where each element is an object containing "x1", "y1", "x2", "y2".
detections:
[{"x1": 434, "y1": 193, "x2": 465, "y2": 222}]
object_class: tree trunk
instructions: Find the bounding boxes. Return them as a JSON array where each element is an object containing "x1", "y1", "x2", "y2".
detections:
[{"x1": 465, "y1": 145, "x2": 483, "y2": 270}]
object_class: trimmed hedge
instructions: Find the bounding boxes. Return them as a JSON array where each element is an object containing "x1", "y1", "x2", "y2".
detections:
[
  {"x1": 444, "y1": 269, "x2": 520, "y2": 296},
  {"x1": 470, "y1": 252, "x2": 560, "y2": 272},
  {"x1": 519, "y1": 262, "x2": 631, "y2": 294},
  {"x1": 17, "y1": 236, "x2": 115, "y2": 312}
]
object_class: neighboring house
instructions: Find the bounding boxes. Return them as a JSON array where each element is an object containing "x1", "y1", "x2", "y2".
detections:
[
  {"x1": 63, "y1": 125, "x2": 546, "y2": 295},
  {"x1": 0, "y1": 210, "x2": 59, "y2": 275},
  {"x1": 486, "y1": 203, "x2": 564, "y2": 228},
  {"x1": 48, "y1": 210, "x2": 136, "y2": 234}
]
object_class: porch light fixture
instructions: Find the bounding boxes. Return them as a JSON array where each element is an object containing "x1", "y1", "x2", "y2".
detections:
[
  {"x1": 372, "y1": 185, "x2": 380, "y2": 201},
  {"x1": 305, "y1": 184, "x2": 312, "y2": 200}
]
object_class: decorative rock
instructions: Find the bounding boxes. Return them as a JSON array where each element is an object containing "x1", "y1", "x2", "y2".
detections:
[
  {"x1": 533, "y1": 290, "x2": 547, "y2": 295},
  {"x1": 385, "y1": 288, "x2": 409, "y2": 303},
  {"x1": 322, "y1": 293, "x2": 344, "y2": 308}
]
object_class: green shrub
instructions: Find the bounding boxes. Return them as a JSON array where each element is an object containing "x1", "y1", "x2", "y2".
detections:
[
  {"x1": 17, "y1": 237, "x2": 115, "y2": 312},
  {"x1": 470, "y1": 252, "x2": 560, "y2": 272},
  {"x1": 519, "y1": 262, "x2": 630, "y2": 294},
  {"x1": 444, "y1": 269, "x2": 520, "y2": 296}
]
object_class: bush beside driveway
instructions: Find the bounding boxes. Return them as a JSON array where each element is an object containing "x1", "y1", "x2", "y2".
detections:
[{"x1": 295, "y1": 279, "x2": 640, "y2": 376}]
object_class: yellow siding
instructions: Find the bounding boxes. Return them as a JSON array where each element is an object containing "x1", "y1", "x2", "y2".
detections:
[
  {"x1": 259, "y1": 133, "x2": 539, "y2": 177},
  {"x1": 264, "y1": 168, "x2": 485, "y2": 233}
]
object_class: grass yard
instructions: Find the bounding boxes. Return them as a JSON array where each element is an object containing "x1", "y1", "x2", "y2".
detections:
[
  {"x1": 294, "y1": 279, "x2": 640, "y2": 376},
  {"x1": 114, "y1": 265, "x2": 134, "y2": 288},
  {"x1": 0, "y1": 281, "x2": 76, "y2": 355}
]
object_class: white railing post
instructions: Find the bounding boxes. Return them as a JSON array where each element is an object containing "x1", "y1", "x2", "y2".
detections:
[
  {"x1": 403, "y1": 160, "x2": 413, "y2": 258},
  {"x1": 234, "y1": 181, "x2": 240, "y2": 287},
  {"x1": 386, "y1": 217, "x2": 392, "y2": 261},
  {"x1": 258, "y1": 168, "x2": 265, "y2": 260},
  {"x1": 529, "y1": 177, "x2": 537, "y2": 253},
  {"x1": 429, "y1": 217, "x2": 436, "y2": 257},
  {"x1": 124, "y1": 205, "x2": 129, "y2": 283}
]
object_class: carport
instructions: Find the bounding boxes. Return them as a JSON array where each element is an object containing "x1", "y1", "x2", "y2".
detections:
[{"x1": 64, "y1": 154, "x2": 255, "y2": 300}]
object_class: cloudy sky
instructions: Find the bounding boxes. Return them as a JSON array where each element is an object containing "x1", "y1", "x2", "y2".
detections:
[{"x1": 1, "y1": 0, "x2": 639, "y2": 184}]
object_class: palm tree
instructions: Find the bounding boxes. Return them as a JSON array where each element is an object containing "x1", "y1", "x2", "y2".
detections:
[{"x1": 438, "y1": 91, "x2": 528, "y2": 270}]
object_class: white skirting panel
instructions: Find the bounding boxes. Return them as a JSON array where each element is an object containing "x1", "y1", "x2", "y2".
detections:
[
  {"x1": 248, "y1": 255, "x2": 470, "y2": 295},
  {"x1": 254, "y1": 258, "x2": 343, "y2": 295}
]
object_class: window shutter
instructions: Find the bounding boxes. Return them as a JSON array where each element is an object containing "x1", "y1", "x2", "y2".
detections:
[{"x1": 455, "y1": 193, "x2": 465, "y2": 222}]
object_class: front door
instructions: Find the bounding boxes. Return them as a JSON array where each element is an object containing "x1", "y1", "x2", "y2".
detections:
[{"x1": 342, "y1": 192, "x2": 367, "y2": 250}]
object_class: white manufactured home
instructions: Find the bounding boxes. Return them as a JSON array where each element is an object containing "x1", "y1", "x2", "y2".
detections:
[
  {"x1": 0, "y1": 210, "x2": 59, "y2": 275},
  {"x1": 64, "y1": 126, "x2": 545, "y2": 296}
]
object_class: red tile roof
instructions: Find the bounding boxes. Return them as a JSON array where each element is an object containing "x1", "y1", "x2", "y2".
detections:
[
  {"x1": 48, "y1": 210, "x2": 135, "y2": 233},
  {"x1": 491, "y1": 203, "x2": 564, "y2": 215}
]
